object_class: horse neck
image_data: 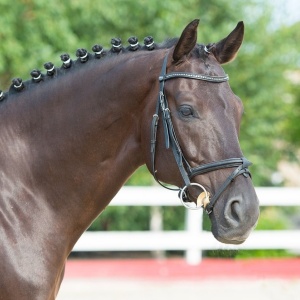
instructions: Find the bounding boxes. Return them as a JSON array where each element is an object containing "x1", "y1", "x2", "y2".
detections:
[{"x1": 1, "y1": 50, "x2": 165, "y2": 243}]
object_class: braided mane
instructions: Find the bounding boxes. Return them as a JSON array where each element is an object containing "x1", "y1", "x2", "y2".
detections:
[{"x1": 0, "y1": 36, "x2": 181, "y2": 101}]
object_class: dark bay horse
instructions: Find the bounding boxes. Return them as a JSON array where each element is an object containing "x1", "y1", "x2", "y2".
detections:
[{"x1": 0, "y1": 19, "x2": 259, "y2": 299}]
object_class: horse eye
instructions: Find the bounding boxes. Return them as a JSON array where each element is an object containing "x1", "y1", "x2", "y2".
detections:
[{"x1": 179, "y1": 106, "x2": 194, "y2": 117}]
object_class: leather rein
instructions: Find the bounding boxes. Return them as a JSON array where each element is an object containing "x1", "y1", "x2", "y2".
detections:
[{"x1": 150, "y1": 53, "x2": 252, "y2": 214}]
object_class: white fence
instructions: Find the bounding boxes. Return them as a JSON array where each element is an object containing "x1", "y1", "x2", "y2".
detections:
[{"x1": 73, "y1": 187, "x2": 300, "y2": 265}]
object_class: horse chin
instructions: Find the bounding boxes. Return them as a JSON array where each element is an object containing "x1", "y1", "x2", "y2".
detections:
[{"x1": 211, "y1": 226, "x2": 252, "y2": 245}]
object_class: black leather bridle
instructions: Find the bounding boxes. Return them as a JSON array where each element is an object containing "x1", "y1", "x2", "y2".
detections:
[{"x1": 150, "y1": 53, "x2": 252, "y2": 214}]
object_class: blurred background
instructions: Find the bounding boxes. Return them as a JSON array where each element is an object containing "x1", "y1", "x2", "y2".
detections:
[{"x1": 0, "y1": 0, "x2": 299, "y2": 298}]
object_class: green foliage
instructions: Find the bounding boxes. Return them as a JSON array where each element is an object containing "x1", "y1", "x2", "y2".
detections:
[
  {"x1": 89, "y1": 206, "x2": 151, "y2": 231},
  {"x1": 285, "y1": 81, "x2": 300, "y2": 148},
  {"x1": 281, "y1": 19, "x2": 300, "y2": 150},
  {"x1": 125, "y1": 166, "x2": 153, "y2": 186},
  {"x1": 89, "y1": 204, "x2": 185, "y2": 231},
  {"x1": 162, "y1": 206, "x2": 186, "y2": 230}
]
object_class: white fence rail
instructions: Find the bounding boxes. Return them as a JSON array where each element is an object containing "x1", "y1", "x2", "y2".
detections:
[{"x1": 73, "y1": 187, "x2": 300, "y2": 265}]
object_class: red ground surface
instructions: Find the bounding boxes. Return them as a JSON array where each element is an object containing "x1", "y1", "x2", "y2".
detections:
[{"x1": 64, "y1": 258, "x2": 300, "y2": 280}]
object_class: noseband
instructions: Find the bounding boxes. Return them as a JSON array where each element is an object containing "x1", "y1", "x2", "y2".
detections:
[{"x1": 150, "y1": 53, "x2": 252, "y2": 214}]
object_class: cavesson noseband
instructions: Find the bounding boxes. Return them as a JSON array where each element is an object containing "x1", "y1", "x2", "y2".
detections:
[{"x1": 150, "y1": 53, "x2": 252, "y2": 214}]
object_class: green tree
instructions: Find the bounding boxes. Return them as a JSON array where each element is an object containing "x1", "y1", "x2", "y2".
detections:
[{"x1": 279, "y1": 21, "x2": 300, "y2": 151}]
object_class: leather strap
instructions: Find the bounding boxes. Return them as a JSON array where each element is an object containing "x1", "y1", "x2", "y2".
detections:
[
  {"x1": 189, "y1": 157, "x2": 252, "y2": 178},
  {"x1": 151, "y1": 55, "x2": 190, "y2": 190},
  {"x1": 204, "y1": 158, "x2": 251, "y2": 214},
  {"x1": 159, "y1": 72, "x2": 229, "y2": 83}
]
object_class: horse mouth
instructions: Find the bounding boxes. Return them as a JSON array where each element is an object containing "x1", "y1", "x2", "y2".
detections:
[{"x1": 179, "y1": 182, "x2": 259, "y2": 245}]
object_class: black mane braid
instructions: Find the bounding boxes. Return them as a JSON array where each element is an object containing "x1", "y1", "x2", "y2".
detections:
[{"x1": 0, "y1": 35, "x2": 206, "y2": 101}]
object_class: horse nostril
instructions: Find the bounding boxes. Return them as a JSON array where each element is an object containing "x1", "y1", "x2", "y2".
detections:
[
  {"x1": 225, "y1": 199, "x2": 242, "y2": 226},
  {"x1": 231, "y1": 200, "x2": 241, "y2": 222}
]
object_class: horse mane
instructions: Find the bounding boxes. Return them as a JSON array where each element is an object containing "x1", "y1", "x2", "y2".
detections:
[{"x1": 0, "y1": 36, "x2": 206, "y2": 102}]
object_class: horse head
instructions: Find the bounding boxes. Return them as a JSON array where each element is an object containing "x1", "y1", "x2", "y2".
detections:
[{"x1": 144, "y1": 19, "x2": 259, "y2": 244}]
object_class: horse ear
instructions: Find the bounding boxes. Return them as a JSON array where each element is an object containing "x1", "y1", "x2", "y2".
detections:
[
  {"x1": 210, "y1": 21, "x2": 244, "y2": 64},
  {"x1": 172, "y1": 19, "x2": 199, "y2": 63}
]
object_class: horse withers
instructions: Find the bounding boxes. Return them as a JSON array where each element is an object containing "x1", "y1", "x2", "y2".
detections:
[{"x1": 0, "y1": 19, "x2": 259, "y2": 299}]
